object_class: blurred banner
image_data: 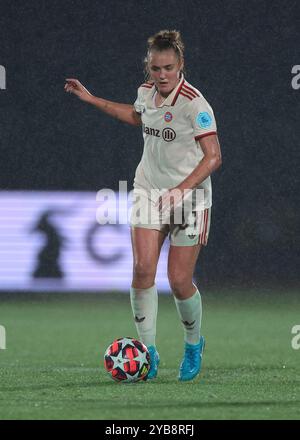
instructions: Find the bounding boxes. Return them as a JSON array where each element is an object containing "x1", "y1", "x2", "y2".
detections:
[{"x1": 0, "y1": 191, "x2": 170, "y2": 292}]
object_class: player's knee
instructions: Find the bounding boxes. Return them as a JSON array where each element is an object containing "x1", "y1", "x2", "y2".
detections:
[
  {"x1": 168, "y1": 272, "x2": 191, "y2": 297},
  {"x1": 133, "y1": 261, "x2": 156, "y2": 283}
]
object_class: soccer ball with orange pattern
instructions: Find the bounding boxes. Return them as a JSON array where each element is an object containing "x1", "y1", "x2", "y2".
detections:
[{"x1": 104, "y1": 337, "x2": 150, "y2": 383}]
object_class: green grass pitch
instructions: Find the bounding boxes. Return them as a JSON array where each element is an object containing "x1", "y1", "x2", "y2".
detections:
[{"x1": 0, "y1": 290, "x2": 299, "y2": 420}]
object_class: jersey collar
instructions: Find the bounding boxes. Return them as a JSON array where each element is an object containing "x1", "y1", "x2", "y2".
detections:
[{"x1": 153, "y1": 75, "x2": 185, "y2": 108}]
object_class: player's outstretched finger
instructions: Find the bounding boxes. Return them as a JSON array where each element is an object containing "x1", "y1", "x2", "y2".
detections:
[{"x1": 65, "y1": 78, "x2": 78, "y2": 86}]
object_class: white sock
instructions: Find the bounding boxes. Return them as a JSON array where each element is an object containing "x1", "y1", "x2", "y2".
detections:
[
  {"x1": 130, "y1": 284, "x2": 158, "y2": 347},
  {"x1": 174, "y1": 288, "x2": 202, "y2": 345}
]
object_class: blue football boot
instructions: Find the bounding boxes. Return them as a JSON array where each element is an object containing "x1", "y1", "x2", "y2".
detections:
[
  {"x1": 178, "y1": 336, "x2": 205, "y2": 381},
  {"x1": 144, "y1": 345, "x2": 160, "y2": 380}
]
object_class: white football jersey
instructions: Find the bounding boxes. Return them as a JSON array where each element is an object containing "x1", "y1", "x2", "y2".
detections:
[{"x1": 133, "y1": 75, "x2": 217, "y2": 209}]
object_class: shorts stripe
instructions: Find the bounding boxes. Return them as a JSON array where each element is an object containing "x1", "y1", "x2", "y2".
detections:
[
  {"x1": 198, "y1": 210, "x2": 204, "y2": 245},
  {"x1": 204, "y1": 210, "x2": 209, "y2": 243},
  {"x1": 198, "y1": 209, "x2": 209, "y2": 245}
]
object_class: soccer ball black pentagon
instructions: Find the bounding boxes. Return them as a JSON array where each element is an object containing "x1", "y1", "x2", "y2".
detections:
[{"x1": 104, "y1": 337, "x2": 150, "y2": 383}]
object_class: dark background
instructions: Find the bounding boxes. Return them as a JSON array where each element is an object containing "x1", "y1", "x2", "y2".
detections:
[{"x1": 0, "y1": 0, "x2": 299, "y2": 288}]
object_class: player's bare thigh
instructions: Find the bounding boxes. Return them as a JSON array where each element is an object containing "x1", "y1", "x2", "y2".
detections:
[
  {"x1": 131, "y1": 226, "x2": 167, "y2": 289},
  {"x1": 168, "y1": 244, "x2": 202, "y2": 300}
]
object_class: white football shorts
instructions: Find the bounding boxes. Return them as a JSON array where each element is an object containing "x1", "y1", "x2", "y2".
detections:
[{"x1": 129, "y1": 188, "x2": 211, "y2": 246}]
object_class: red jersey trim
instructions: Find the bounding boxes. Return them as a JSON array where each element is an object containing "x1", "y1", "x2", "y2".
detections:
[
  {"x1": 182, "y1": 84, "x2": 200, "y2": 98},
  {"x1": 179, "y1": 91, "x2": 195, "y2": 101},
  {"x1": 195, "y1": 131, "x2": 217, "y2": 141},
  {"x1": 177, "y1": 82, "x2": 200, "y2": 102},
  {"x1": 171, "y1": 79, "x2": 185, "y2": 106}
]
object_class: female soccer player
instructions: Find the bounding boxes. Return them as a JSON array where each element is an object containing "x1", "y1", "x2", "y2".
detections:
[{"x1": 64, "y1": 30, "x2": 222, "y2": 381}]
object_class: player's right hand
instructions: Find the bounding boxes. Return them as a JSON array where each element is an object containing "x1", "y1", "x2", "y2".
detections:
[{"x1": 64, "y1": 78, "x2": 93, "y2": 103}]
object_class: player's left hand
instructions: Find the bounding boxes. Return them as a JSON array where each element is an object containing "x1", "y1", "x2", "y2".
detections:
[{"x1": 156, "y1": 187, "x2": 184, "y2": 218}]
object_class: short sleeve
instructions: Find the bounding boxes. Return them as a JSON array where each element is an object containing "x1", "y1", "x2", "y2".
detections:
[
  {"x1": 189, "y1": 97, "x2": 217, "y2": 141},
  {"x1": 133, "y1": 87, "x2": 144, "y2": 114}
]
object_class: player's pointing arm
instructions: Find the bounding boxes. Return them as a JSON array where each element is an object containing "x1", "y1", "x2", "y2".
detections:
[{"x1": 64, "y1": 78, "x2": 142, "y2": 126}]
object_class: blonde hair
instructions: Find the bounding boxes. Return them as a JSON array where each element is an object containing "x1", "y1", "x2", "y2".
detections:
[{"x1": 144, "y1": 30, "x2": 185, "y2": 80}]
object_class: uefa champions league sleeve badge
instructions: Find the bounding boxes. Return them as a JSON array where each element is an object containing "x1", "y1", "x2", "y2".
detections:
[{"x1": 196, "y1": 111, "x2": 212, "y2": 129}]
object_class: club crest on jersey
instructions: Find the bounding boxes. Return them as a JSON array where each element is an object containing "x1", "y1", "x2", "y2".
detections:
[
  {"x1": 196, "y1": 112, "x2": 212, "y2": 128},
  {"x1": 164, "y1": 111, "x2": 173, "y2": 122}
]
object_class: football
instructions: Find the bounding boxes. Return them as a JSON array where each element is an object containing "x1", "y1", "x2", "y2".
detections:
[{"x1": 104, "y1": 337, "x2": 150, "y2": 383}]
